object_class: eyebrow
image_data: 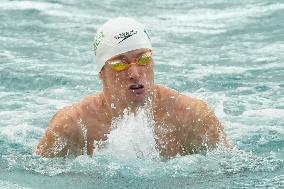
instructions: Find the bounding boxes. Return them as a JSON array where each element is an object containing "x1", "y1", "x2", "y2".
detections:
[{"x1": 111, "y1": 50, "x2": 149, "y2": 61}]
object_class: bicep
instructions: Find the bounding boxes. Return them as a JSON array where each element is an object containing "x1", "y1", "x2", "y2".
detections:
[
  {"x1": 193, "y1": 102, "x2": 231, "y2": 149},
  {"x1": 35, "y1": 112, "x2": 84, "y2": 157},
  {"x1": 180, "y1": 100, "x2": 231, "y2": 153},
  {"x1": 35, "y1": 126, "x2": 69, "y2": 157}
]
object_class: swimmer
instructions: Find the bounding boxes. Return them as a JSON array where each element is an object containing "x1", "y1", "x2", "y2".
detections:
[{"x1": 35, "y1": 17, "x2": 232, "y2": 158}]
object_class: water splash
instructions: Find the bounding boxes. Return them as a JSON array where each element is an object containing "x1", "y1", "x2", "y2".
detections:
[{"x1": 95, "y1": 107, "x2": 159, "y2": 160}]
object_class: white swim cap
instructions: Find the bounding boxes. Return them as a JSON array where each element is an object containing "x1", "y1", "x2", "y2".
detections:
[{"x1": 93, "y1": 17, "x2": 152, "y2": 72}]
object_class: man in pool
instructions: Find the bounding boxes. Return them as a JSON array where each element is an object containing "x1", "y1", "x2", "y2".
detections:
[{"x1": 35, "y1": 17, "x2": 231, "y2": 158}]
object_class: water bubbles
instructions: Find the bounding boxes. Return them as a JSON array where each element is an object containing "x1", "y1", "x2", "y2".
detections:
[
  {"x1": 166, "y1": 111, "x2": 170, "y2": 117},
  {"x1": 50, "y1": 133, "x2": 68, "y2": 155},
  {"x1": 95, "y1": 107, "x2": 159, "y2": 160},
  {"x1": 77, "y1": 118, "x2": 88, "y2": 155},
  {"x1": 0, "y1": 0, "x2": 283, "y2": 187},
  {"x1": 111, "y1": 103, "x2": 116, "y2": 109}
]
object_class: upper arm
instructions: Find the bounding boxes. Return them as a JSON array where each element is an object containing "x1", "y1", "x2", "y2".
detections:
[
  {"x1": 177, "y1": 96, "x2": 231, "y2": 153},
  {"x1": 35, "y1": 108, "x2": 85, "y2": 157},
  {"x1": 193, "y1": 101, "x2": 225, "y2": 146}
]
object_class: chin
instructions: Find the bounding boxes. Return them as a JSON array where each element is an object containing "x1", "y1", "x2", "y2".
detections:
[
  {"x1": 128, "y1": 94, "x2": 146, "y2": 104},
  {"x1": 129, "y1": 91, "x2": 155, "y2": 107}
]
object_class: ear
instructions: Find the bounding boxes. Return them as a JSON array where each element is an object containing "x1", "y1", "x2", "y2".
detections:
[{"x1": 99, "y1": 71, "x2": 103, "y2": 80}]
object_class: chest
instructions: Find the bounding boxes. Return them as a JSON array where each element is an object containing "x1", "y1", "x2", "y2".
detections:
[{"x1": 84, "y1": 114, "x2": 187, "y2": 157}]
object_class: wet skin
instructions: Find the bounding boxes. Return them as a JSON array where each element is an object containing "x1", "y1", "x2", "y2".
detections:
[{"x1": 35, "y1": 48, "x2": 231, "y2": 158}]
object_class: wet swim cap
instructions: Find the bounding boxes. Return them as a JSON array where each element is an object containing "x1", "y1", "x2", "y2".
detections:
[{"x1": 93, "y1": 17, "x2": 152, "y2": 72}]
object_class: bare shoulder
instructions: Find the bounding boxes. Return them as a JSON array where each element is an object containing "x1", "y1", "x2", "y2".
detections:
[
  {"x1": 155, "y1": 84, "x2": 179, "y2": 97},
  {"x1": 35, "y1": 105, "x2": 83, "y2": 157},
  {"x1": 155, "y1": 85, "x2": 231, "y2": 151},
  {"x1": 175, "y1": 93, "x2": 212, "y2": 118},
  {"x1": 155, "y1": 84, "x2": 208, "y2": 114},
  {"x1": 154, "y1": 84, "x2": 180, "y2": 106},
  {"x1": 77, "y1": 92, "x2": 104, "y2": 116},
  {"x1": 47, "y1": 92, "x2": 104, "y2": 135},
  {"x1": 35, "y1": 92, "x2": 103, "y2": 157},
  {"x1": 48, "y1": 105, "x2": 81, "y2": 133}
]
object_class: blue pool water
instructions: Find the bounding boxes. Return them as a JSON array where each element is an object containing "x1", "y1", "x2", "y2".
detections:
[{"x1": 0, "y1": 0, "x2": 284, "y2": 188}]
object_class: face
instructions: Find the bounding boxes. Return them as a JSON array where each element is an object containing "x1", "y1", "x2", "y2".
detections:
[{"x1": 100, "y1": 48, "x2": 154, "y2": 107}]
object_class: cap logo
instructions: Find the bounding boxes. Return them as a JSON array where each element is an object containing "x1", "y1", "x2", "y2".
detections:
[
  {"x1": 144, "y1": 29, "x2": 150, "y2": 40},
  {"x1": 114, "y1": 30, "x2": 138, "y2": 44},
  {"x1": 93, "y1": 32, "x2": 104, "y2": 55}
]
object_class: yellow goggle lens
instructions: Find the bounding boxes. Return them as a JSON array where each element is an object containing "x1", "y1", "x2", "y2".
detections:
[
  {"x1": 108, "y1": 52, "x2": 152, "y2": 71},
  {"x1": 109, "y1": 60, "x2": 128, "y2": 71},
  {"x1": 137, "y1": 52, "x2": 152, "y2": 66}
]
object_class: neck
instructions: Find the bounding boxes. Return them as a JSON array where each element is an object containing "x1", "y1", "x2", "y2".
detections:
[{"x1": 102, "y1": 90, "x2": 156, "y2": 119}]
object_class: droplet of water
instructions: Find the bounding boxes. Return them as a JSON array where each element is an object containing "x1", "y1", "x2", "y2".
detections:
[
  {"x1": 96, "y1": 107, "x2": 159, "y2": 160},
  {"x1": 111, "y1": 103, "x2": 116, "y2": 109},
  {"x1": 166, "y1": 111, "x2": 170, "y2": 116}
]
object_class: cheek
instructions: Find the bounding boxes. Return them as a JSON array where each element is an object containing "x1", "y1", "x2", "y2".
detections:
[
  {"x1": 114, "y1": 79, "x2": 127, "y2": 89},
  {"x1": 113, "y1": 74, "x2": 127, "y2": 86},
  {"x1": 145, "y1": 67, "x2": 154, "y2": 81},
  {"x1": 107, "y1": 74, "x2": 128, "y2": 89}
]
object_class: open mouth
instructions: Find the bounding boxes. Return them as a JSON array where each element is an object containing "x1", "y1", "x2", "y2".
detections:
[
  {"x1": 128, "y1": 84, "x2": 145, "y2": 95},
  {"x1": 129, "y1": 84, "x2": 144, "y2": 90}
]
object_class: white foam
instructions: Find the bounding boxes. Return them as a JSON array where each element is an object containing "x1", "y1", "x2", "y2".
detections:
[
  {"x1": 0, "y1": 49, "x2": 17, "y2": 60},
  {"x1": 229, "y1": 120, "x2": 284, "y2": 142},
  {"x1": 0, "y1": 124, "x2": 43, "y2": 148},
  {"x1": 189, "y1": 64, "x2": 249, "y2": 80},
  {"x1": 0, "y1": 0, "x2": 62, "y2": 11},
  {"x1": 243, "y1": 108, "x2": 284, "y2": 119},
  {"x1": 253, "y1": 43, "x2": 284, "y2": 58},
  {"x1": 0, "y1": 180, "x2": 31, "y2": 189},
  {"x1": 95, "y1": 108, "x2": 159, "y2": 160},
  {"x1": 0, "y1": 0, "x2": 97, "y2": 20},
  {"x1": 157, "y1": 3, "x2": 284, "y2": 35}
]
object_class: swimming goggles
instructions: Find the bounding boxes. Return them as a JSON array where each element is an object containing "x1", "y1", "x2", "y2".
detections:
[{"x1": 107, "y1": 51, "x2": 152, "y2": 72}]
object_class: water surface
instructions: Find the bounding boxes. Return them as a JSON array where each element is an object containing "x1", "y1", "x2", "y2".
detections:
[{"x1": 0, "y1": 0, "x2": 283, "y2": 188}]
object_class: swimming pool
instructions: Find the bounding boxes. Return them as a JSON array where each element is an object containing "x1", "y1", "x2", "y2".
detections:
[{"x1": 0, "y1": 0, "x2": 283, "y2": 188}]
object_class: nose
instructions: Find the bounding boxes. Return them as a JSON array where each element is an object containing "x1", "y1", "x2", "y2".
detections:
[{"x1": 127, "y1": 63, "x2": 140, "y2": 80}]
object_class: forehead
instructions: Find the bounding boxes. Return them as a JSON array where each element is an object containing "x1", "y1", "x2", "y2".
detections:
[{"x1": 108, "y1": 48, "x2": 150, "y2": 61}]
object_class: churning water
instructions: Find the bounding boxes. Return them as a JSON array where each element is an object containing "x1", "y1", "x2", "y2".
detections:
[{"x1": 0, "y1": 0, "x2": 283, "y2": 188}]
